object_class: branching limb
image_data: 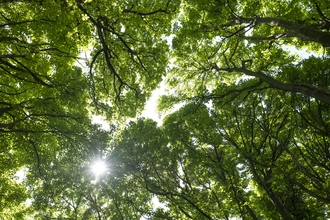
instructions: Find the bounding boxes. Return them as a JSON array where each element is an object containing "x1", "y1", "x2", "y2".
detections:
[
  {"x1": 314, "y1": 1, "x2": 330, "y2": 29},
  {"x1": 237, "y1": 33, "x2": 286, "y2": 42},
  {"x1": 212, "y1": 64, "x2": 330, "y2": 104},
  {"x1": 77, "y1": 1, "x2": 139, "y2": 101},
  {"x1": 28, "y1": 139, "x2": 42, "y2": 176}
]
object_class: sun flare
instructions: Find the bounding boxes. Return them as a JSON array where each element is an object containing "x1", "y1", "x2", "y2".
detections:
[{"x1": 91, "y1": 160, "x2": 107, "y2": 176}]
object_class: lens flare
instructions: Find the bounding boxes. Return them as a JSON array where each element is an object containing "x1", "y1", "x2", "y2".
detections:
[{"x1": 91, "y1": 160, "x2": 107, "y2": 176}]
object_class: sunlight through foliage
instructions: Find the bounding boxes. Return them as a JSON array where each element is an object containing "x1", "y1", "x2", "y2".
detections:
[
  {"x1": 90, "y1": 160, "x2": 108, "y2": 177},
  {"x1": 1, "y1": 0, "x2": 330, "y2": 218}
]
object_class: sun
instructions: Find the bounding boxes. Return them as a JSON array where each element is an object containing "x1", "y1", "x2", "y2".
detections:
[{"x1": 90, "y1": 160, "x2": 108, "y2": 176}]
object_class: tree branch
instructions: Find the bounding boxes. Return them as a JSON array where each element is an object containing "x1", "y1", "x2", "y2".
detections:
[
  {"x1": 28, "y1": 139, "x2": 42, "y2": 176},
  {"x1": 212, "y1": 64, "x2": 330, "y2": 104}
]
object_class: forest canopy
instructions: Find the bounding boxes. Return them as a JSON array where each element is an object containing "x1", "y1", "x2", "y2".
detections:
[{"x1": 0, "y1": 0, "x2": 330, "y2": 219}]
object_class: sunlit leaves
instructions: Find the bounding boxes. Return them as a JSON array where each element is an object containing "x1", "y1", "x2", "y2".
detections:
[{"x1": 1, "y1": 0, "x2": 330, "y2": 219}]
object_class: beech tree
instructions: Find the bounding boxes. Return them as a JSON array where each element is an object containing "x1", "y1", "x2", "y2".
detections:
[{"x1": 1, "y1": 0, "x2": 329, "y2": 219}]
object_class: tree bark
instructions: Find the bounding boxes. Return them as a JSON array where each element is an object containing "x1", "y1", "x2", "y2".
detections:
[
  {"x1": 213, "y1": 65, "x2": 330, "y2": 105},
  {"x1": 249, "y1": 163, "x2": 292, "y2": 220},
  {"x1": 237, "y1": 17, "x2": 330, "y2": 47}
]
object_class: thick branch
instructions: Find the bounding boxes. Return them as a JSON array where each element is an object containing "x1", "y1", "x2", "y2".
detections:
[
  {"x1": 212, "y1": 65, "x2": 330, "y2": 105},
  {"x1": 237, "y1": 17, "x2": 330, "y2": 47},
  {"x1": 237, "y1": 33, "x2": 286, "y2": 42},
  {"x1": 285, "y1": 171, "x2": 330, "y2": 203},
  {"x1": 314, "y1": 2, "x2": 330, "y2": 29},
  {"x1": 248, "y1": 161, "x2": 292, "y2": 220},
  {"x1": 0, "y1": 58, "x2": 53, "y2": 87},
  {"x1": 29, "y1": 139, "x2": 42, "y2": 175}
]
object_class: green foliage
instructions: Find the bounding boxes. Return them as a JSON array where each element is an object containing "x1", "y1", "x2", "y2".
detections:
[{"x1": 1, "y1": 0, "x2": 330, "y2": 219}]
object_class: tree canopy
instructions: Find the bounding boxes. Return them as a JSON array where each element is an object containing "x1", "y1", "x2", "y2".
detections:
[{"x1": 1, "y1": 0, "x2": 329, "y2": 219}]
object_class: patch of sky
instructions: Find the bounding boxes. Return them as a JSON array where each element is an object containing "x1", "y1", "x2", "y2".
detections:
[
  {"x1": 283, "y1": 45, "x2": 316, "y2": 60},
  {"x1": 14, "y1": 167, "x2": 28, "y2": 183}
]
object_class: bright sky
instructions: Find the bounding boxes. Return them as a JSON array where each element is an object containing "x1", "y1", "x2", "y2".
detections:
[
  {"x1": 91, "y1": 83, "x2": 164, "y2": 130},
  {"x1": 141, "y1": 81, "x2": 165, "y2": 123}
]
